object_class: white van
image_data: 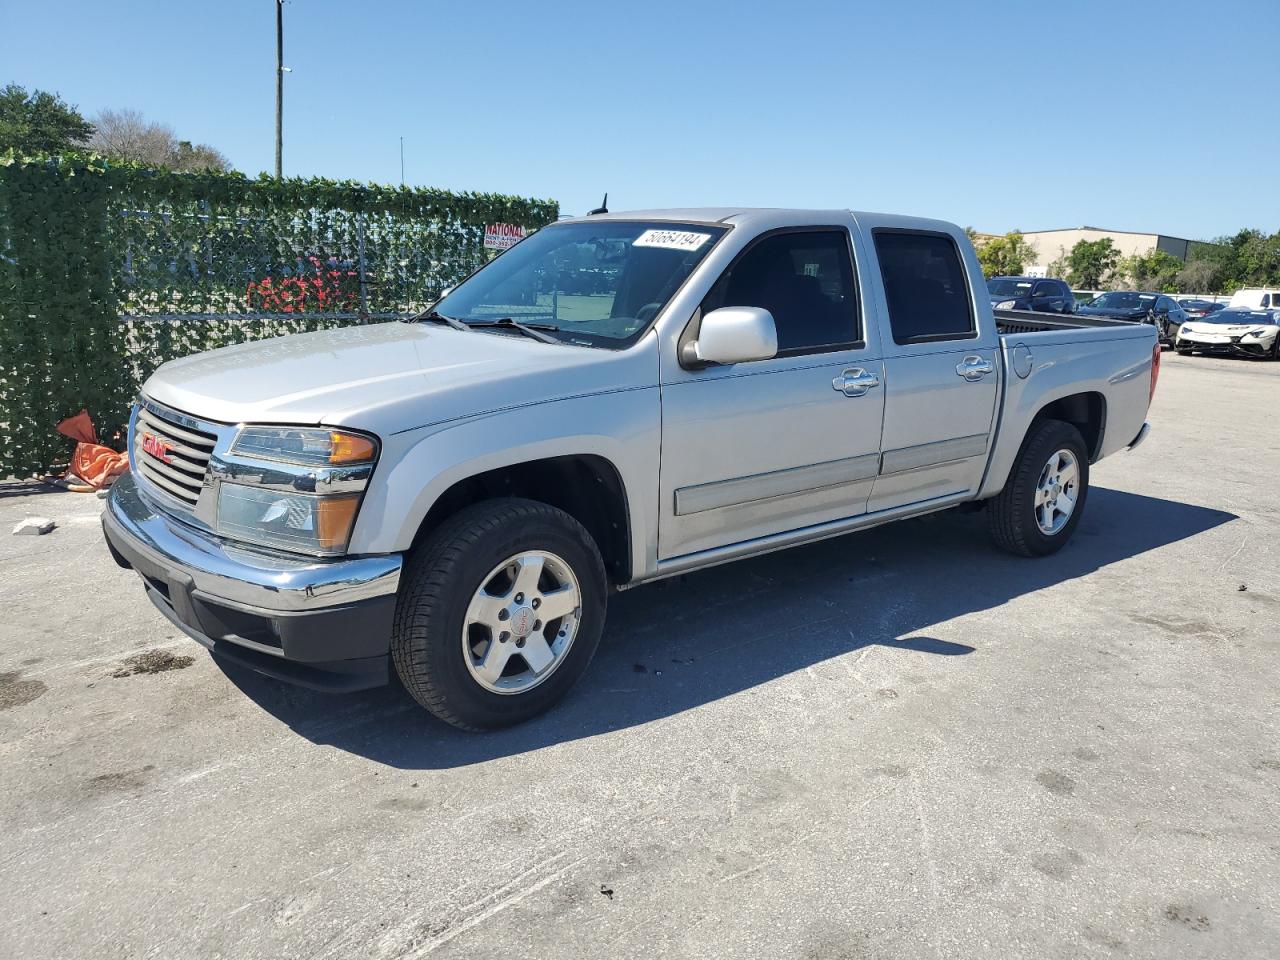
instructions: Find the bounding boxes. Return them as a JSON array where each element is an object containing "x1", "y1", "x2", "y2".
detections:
[{"x1": 1228, "y1": 289, "x2": 1280, "y2": 309}]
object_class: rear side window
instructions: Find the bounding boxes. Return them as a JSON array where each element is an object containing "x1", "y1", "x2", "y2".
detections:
[
  {"x1": 873, "y1": 231, "x2": 976, "y2": 344},
  {"x1": 702, "y1": 229, "x2": 859, "y2": 354}
]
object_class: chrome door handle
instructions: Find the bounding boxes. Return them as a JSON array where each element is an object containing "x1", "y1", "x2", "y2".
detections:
[
  {"x1": 955, "y1": 355, "x2": 994, "y2": 381},
  {"x1": 832, "y1": 368, "x2": 880, "y2": 397}
]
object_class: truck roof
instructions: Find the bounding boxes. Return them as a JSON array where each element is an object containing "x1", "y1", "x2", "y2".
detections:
[{"x1": 559, "y1": 207, "x2": 961, "y2": 233}]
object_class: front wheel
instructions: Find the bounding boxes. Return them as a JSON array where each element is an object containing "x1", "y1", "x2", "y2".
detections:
[
  {"x1": 987, "y1": 420, "x2": 1090, "y2": 557},
  {"x1": 391, "y1": 498, "x2": 607, "y2": 730}
]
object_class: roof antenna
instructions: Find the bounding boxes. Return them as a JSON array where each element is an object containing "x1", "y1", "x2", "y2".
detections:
[{"x1": 587, "y1": 192, "x2": 608, "y2": 216}]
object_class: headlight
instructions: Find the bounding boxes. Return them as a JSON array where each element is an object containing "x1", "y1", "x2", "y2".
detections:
[
  {"x1": 994, "y1": 299, "x2": 1017, "y2": 310},
  {"x1": 230, "y1": 426, "x2": 377, "y2": 466},
  {"x1": 217, "y1": 485, "x2": 361, "y2": 555},
  {"x1": 1242, "y1": 328, "x2": 1267, "y2": 338},
  {"x1": 214, "y1": 425, "x2": 378, "y2": 556}
]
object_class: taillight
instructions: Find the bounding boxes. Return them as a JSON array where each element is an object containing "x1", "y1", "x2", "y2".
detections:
[{"x1": 1150, "y1": 342, "x2": 1161, "y2": 402}]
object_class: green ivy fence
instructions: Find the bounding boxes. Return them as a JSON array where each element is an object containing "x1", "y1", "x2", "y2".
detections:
[{"x1": 0, "y1": 154, "x2": 557, "y2": 478}]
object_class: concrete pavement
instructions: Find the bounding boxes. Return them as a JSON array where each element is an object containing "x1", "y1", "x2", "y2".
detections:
[{"x1": 1, "y1": 351, "x2": 1277, "y2": 959}]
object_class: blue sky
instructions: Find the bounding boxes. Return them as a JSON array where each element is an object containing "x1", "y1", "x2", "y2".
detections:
[{"x1": 4, "y1": 0, "x2": 1277, "y2": 239}]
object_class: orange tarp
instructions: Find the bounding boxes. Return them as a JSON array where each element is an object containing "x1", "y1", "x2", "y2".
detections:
[{"x1": 56, "y1": 410, "x2": 129, "y2": 490}]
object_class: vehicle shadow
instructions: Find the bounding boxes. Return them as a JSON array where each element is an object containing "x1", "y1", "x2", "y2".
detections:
[{"x1": 217, "y1": 487, "x2": 1236, "y2": 769}]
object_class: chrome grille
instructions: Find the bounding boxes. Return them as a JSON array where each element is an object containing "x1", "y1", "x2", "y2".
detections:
[{"x1": 134, "y1": 404, "x2": 217, "y2": 506}]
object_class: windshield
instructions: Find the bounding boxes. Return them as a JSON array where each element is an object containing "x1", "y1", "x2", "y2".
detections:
[
  {"x1": 1088, "y1": 292, "x2": 1156, "y2": 309},
  {"x1": 434, "y1": 220, "x2": 728, "y2": 348},
  {"x1": 1198, "y1": 309, "x2": 1278, "y2": 325},
  {"x1": 987, "y1": 278, "x2": 1034, "y2": 296}
]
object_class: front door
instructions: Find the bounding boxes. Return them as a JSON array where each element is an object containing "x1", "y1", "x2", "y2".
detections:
[
  {"x1": 867, "y1": 230, "x2": 1000, "y2": 514},
  {"x1": 659, "y1": 227, "x2": 885, "y2": 560}
]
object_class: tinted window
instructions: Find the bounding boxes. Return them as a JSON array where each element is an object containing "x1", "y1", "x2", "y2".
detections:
[
  {"x1": 1032, "y1": 282, "x2": 1058, "y2": 298},
  {"x1": 873, "y1": 232, "x2": 975, "y2": 343},
  {"x1": 702, "y1": 230, "x2": 858, "y2": 353},
  {"x1": 988, "y1": 278, "x2": 1033, "y2": 296},
  {"x1": 1090, "y1": 292, "x2": 1156, "y2": 309}
]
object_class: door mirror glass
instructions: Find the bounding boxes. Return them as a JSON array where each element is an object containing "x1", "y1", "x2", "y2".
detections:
[{"x1": 693, "y1": 307, "x2": 778, "y2": 365}]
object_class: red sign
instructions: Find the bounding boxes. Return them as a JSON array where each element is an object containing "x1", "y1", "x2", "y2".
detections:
[
  {"x1": 140, "y1": 432, "x2": 173, "y2": 464},
  {"x1": 484, "y1": 223, "x2": 526, "y2": 251}
]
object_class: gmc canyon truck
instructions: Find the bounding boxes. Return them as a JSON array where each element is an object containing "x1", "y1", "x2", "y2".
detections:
[{"x1": 102, "y1": 209, "x2": 1159, "y2": 730}]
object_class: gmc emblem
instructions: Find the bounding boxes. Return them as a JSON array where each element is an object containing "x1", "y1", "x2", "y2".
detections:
[{"x1": 140, "y1": 432, "x2": 172, "y2": 464}]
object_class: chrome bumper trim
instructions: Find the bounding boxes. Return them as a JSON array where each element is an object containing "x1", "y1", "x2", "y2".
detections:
[
  {"x1": 103, "y1": 472, "x2": 402, "y2": 613},
  {"x1": 1127, "y1": 421, "x2": 1151, "y2": 452}
]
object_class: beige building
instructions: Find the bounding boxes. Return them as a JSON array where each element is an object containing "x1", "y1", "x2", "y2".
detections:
[{"x1": 1017, "y1": 227, "x2": 1194, "y2": 277}]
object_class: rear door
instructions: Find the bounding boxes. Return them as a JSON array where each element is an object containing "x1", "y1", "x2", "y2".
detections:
[
  {"x1": 658, "y1": 225, "x2": 885, "y2": 559},
  {"x1": 865, "y1": 228, "x2": 1000, "y2": 513},
  {"x1": 1033, "y1": 280, "x2": 1067, "y2": 313}
]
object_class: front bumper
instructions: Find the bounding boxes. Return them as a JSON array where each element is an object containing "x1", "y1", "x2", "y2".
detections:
[
  {"x1": 1177, "y1": 335, "x2": 1271, "y2": 356},
  {"x1": 102, "y1": 472, "x2": 403, "y2": 691}
]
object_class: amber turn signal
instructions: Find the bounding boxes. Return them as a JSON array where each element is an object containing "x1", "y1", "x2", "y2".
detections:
[
  {"x1": 328, "y1": 431, "x2": 377, "y2": 465},
  {"x1": 314, "y1": 495, "x2": 362, "y2": 551}
]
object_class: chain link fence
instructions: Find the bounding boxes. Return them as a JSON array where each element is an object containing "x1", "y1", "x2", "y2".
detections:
[{"x1": 0, "y1": 156, "x2": 558, "y2": 477}]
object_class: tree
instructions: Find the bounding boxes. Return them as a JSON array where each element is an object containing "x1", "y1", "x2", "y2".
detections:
[
  {"x1": 0, "y1": 83, "x2": 93, "y2": 154},
  {"x1": 1173, "y1": 258, "x2": 1219, "y2": 294},
  {"x1": 1116, "y1": 249, "x2": 1183, "y2": 292},
  {"x1": 975, "y1": 231, "x2": 1036, "y2": 278},
  {"x1": 1065, "y1": 238, "x2": 1119, "y2": 289},
  {"x1": 88, "y1": 108, "x2": 231, "y2": 172}
]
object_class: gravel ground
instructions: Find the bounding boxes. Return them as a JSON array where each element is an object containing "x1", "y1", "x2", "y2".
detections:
[{"x1": 1, "y1": 351, "x2": 1277, "y2": 960}]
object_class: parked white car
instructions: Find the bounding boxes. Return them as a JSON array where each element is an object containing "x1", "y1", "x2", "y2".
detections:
[
  {"x1": 1176, "y1": 307, "x2": 1280, "y2": 359},
  {"x1": 102, "y1": 208, "x2": 1159, "y2": 729}
]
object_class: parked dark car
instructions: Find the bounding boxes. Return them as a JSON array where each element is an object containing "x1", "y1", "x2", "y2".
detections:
[
  {"x1": 1078, "y1": 291, "x2": 1187, "y2": 344},
  {"x1": 1178, "y1": 298, "x2": 1226, "y2": 319},
  {"x1": 987, "y1": 276, "x2": 1076, "y2": 314}
]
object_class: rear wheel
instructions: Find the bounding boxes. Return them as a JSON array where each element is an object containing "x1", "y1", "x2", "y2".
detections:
[
  {"x1": 391, "y1": 498, "x2": 607, "y2": 730},
  {"x1": 988, "y1": 420, "x2": 1090, "y2": 557}
]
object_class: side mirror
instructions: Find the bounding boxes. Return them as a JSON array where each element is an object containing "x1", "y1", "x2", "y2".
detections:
[{"x1": 685, "y1": 307, "x2": 778, "y2": 366}]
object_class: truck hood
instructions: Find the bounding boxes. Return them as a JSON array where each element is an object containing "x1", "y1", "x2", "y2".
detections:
[
  {"x1": 142, "y1": 321, "x2": 650, "y2": 434},
  {"x1": 1077, "y1": 305, "x2": 1148, "y2": 321}
]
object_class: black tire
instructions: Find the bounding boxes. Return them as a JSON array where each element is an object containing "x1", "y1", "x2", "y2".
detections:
[
  {"x1": 391, "y1": 498, "x2": 607, "y2": 730},
  {"x1": 987, "y1": 419, "x2": 1090, "y2": 558},
  {"x1": 1176, "y1": 347, "x2": 1193, "y2": 356}
]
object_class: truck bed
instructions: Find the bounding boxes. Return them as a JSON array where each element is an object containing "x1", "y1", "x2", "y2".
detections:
[{"x1": 994, "y1": 308, "x2": 1137, "y2": 336}]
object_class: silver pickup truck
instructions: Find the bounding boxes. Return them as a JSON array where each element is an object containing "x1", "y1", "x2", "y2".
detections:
[{"x1": 102, "y1": 208, "x2": 1158, "y2": 729}]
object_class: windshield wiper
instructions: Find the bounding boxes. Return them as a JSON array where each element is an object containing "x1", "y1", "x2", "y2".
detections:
[
  {"x1": 468, "y1": 317, "x2": 562, "y2": 344},
  {"x1": 406, "y1": 309, "x2": 471, "y2": 332}
]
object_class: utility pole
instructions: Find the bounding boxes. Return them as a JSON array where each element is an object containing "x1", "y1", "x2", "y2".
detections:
[
  {"x1": 400, "y1": 136, "x2": 405, "y2": 186},
  {"x1": 274, "y1": 0, "x2": 284, "y2": 179}
]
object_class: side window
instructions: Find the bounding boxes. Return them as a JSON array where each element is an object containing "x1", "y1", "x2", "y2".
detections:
[
  {"x1": 1032, "y1": 281, "x2": 1056, "y2": 298},
  {"x1": 873, "y1": 231, "x2": 976, "y2": 344},
  {"x1": 702, "y1": 230, "x2": 858, "y2": 353},
  {"x1": 1157, "y1": 296, "x2": 1174, "y2": 312}
]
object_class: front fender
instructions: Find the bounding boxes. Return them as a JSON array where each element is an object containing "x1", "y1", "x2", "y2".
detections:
[{"x1": 348, "y1": 387, "x2": 661, "y2": 579}]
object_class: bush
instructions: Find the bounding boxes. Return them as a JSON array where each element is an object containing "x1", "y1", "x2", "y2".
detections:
[{"x1": 0, "y1": 154, "x2": 557, "y2": 477}]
